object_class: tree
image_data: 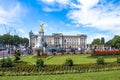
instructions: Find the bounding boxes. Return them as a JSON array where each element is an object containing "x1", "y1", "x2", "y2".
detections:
[
  {"x1": 101, "y1": 37, "x2": 105, "y2": 45},
  {"x1": 36, "y1": 58, "x2": 44, "y2": 67},
  {"x1": 113, "y1": 35, "x2": 120, "y2": 49},
  {"x1": 36, "y1": 49, "x2": 40, "y2": 57},
  {"x1": 64, "y1": 58, "x2": 73, "y2": 66},
  {"x1": 22, "y1": 38, "x2": 29, "y2": 47},
  {"x1": 0, "y1": 34, "x2": 29, "y2": 47},
  {"x1": 105, "y1": 40, "x2": 112, "y2": 47},
  {"x1": 19, "y1": 37, "x2": 29, "y2": 47},
  {"x1": 0, "y1": 58, "x2": 13, "y2": 67},
  {"x1": 1, "y1": 34, "x2": 11, "y2": 45},
  {"x1": 91, "y1": 38, "x2": 101, "y2": 45},
  {"x1": 117, "y1": 57, "x2": 120, "y2": 63},
  {"x1": 14, "y1": 50, "x2": 21, "y2": 62},
  {"x1": 13, "y1": 35, "x2": 20, "y2": 47},
  {"x1": 0, "y1": 35, "x2": 2, "y2": 44},
  {"x1": 96, "y1": 56, "x2": 105, "y2": 65},
  {"x1": 105, "y1": 35, "x2": 120, "y2": 49}
]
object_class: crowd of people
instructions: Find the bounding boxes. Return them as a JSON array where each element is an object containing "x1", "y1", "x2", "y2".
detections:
[{"x1": 7, "y1": 46, "x2": 33, "y2": 57}]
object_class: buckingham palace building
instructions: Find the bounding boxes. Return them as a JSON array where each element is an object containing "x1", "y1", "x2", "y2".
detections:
[{"x1": 29, "y1": 24, "x2": 87, "y2": 49}]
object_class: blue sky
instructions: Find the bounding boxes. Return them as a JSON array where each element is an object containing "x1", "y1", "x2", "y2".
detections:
[{"x1": 0, "y1": 0, "x2": 120, "y2": 43}]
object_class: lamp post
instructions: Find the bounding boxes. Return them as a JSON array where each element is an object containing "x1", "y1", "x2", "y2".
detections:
[
  {"x1": 1, "y1": 40, "x2": 5, "y2": 76},
  {"x1": 2, "y1": 40, "x2": 5, "y2": 59},
  {"x1": 64, "y1": 40, "x2": 66, "y2": 52},
  {"x1": 8, "y1": 39, "x2": 11, "y2": 57}
]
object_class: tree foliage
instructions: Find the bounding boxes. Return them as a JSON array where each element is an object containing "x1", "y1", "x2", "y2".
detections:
[
  {"x1": 36, "y1": 58, "x2": 44, "y2": 67},
  {"x1": 0, "y1": 58, "x2": 13, "y2": 67},
  {"x1": 101, "y1": 37, "x2": 105, "y2": 45},
  {"x1": 91, "y1": 37, "x2": 105, "y2": 45},
  {"x1": 0, "y1": 34, "x2": 29, "y2": 47},
  {"x1": 91, "y1": 38, "x2": 101, "y2": 45},
  {"x1": 105, "y1": 35, "x2": 120, "y2": 49},
  {"x1": 117, "y1": 57, "x2": 120, "y2": 63},
  {"x1": 92, "y1": 35, "x2": 120, "y2": 49},
  {"x1": 64, "y1": 58, "x2": 73, "y2": 66},
  {"x1": 36, "y1": 49, "x2": 40, "y2": 57},
  {"x1": 96, "y1": 56, "x2": 105, "y2": 65},
  {"x1": 14, "y1": 50, "x2": 21, "y2": 62}
]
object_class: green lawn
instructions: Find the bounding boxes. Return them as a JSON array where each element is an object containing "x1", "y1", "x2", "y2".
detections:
[
  {"x1": 0, "y1": 70, "x2": 120, "y2": 80},
  {"x1": 2, "y1": 54, "x2": 120, "y2": 80},
  {"x1": 21, "y1": 54, "x2": 117, "y2": 65}
]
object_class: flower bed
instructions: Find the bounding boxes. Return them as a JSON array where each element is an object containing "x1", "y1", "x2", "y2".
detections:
[
  {"x1": 92, "y1": 50, "x2": 120, "y2": 56},
  {"x1": 0, "y1": 62, "x2": 120, "y2": 76}
]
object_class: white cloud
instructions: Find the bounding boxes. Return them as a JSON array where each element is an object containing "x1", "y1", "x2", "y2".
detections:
[
  {"x1": 39, "y1": 0, "x2": 120, "y2": 36},
  {"x1": 67, "y1": 0, "x2": 120, "y2": 35},
  {"x1": 57, "y1": 0, "x2": 71, "y2": 5},
  {"x1": 0, "y1": 3, "x2": 22, "y2": 25},
  {"x1": 0, "y1": 2, "x2": 27, "y2": 37},
  {"x1": 41, "y1": 0, "x2": 54, "y2": 3},
  {"x1": 38, "y1": 0, "x2": 71, "y2": 12},
  {"x1": 77, "y1": 0, "x2": 99, "y2": 10},
  {"x1": 41, "y1": 0, "x2": 70, "y2": 5}
]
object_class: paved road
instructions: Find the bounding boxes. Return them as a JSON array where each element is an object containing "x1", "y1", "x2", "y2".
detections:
[
  {"x1": 0, "y1": 50, "x2": 13, "y2": 58},
  {"x1": 0, "y1": 49, "x2": 32, "y2": 59},
  {"x1": 0, "y1": 50, "x2": 7, "y2": 57}
]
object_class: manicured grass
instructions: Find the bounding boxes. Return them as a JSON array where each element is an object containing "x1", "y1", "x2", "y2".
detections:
[
  {"x1": 20, "y1": 55, "x2": 37, "y2": 64},
  {"x1": 20, "y1": 54, "x2": 117, "y2": 65},
  {"x1": 0, "y1": 70, "x2": 120, "y2": 80}
]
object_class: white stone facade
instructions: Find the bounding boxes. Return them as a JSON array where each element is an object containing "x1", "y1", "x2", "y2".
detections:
[
  {"x1": 45, "y1": 33, "x2": 87, "y2": 49},
  {"x1": 29, "y1": 32, "x2": 87, "y2": 49}
]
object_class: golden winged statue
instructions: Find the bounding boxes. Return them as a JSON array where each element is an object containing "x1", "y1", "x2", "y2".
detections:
[{"x1": 40, "y1": 23, "x2": 44, "y2": 32}]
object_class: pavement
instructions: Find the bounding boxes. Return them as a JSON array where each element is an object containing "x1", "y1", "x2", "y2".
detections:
[
  {"x1": 0, "y1": 50, "x2": 15, "y2": 59},
  {"x1": 0, "y1": 49, "x2": 30, "y2": 59}
]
